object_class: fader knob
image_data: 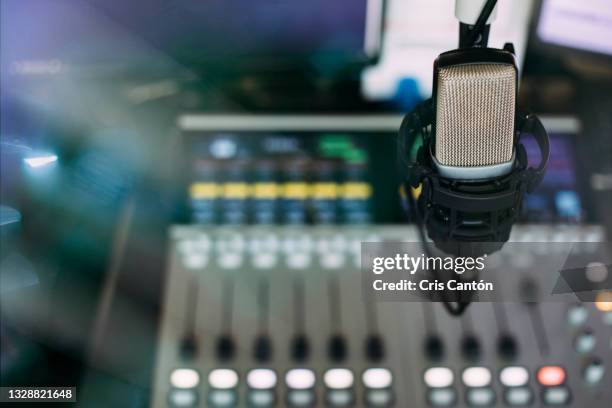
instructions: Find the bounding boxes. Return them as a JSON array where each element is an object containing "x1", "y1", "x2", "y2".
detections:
[
  {"x1": 365, "y1": 334, "x2": 385, "y2": 362},
  {"x1": 254, "y1": 335, "x2": 273, "y2": 362},
  {"x1": 216, "y1": 335, "x2": 235, "y2": 362},
  {"x1": 424, "y1": 335, "x2": 445, "y2": 361},
  {"x1": 497, "y1": 334, "x2": 518, "y2": 360},
  {"x1": 328, "y1": 334, "x2": 348, "y2": 362},
  {"x1": 461, "y1": 335, "x2": 480, "y2": 361},
  {"x1": 291, "y1": 334, "x2": 310, "y2": 362}
]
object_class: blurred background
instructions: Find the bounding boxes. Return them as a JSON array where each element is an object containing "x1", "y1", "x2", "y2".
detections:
[{"x1": 1, "y1": 0, "x2": 611, "y2": 407}]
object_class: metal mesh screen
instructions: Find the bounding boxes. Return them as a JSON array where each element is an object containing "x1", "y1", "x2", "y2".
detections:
[{"x1": 435, "y1": 63, "x2": 516, "y2": 167}]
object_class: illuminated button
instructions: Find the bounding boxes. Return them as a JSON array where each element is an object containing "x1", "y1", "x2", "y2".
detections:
[
  {"x1": 253, "y1": 253, "x2": 277, "y2": 269},
  {"x1": 542, "y1": 386, "x2": 571, "y2": 405},
  {"x1": 326, "y1": 389, "x2": 353, "y2": 407},
  {"x1": 537, "y1": 366, "x2": 566, "y2": 387},
  {"x1": 168, "y1": 389, "x2": 198, "y2": 407},
  {"x1": 504, "y1": 387, "x2": 533, "y2": 406},
  {"x1": 249, "y1": 235, "x2": 279, "y2": 253},
  {"x1": 247, "y1": 390, "x2": 275, "y2": 407},
  {"x1": 466, "y1": 387, "x2": 495, "y2": 407},
  {"x1": 566, "y1": 305, "x2": 588, "y2": 327},
  {"x1": 287, "y1": 253, "x2": 311, "y2": 270},
  {"x1": 287, "y1": 390, "x2": 315, "y2": 407},
  {"x1": 427, "y1": 388, "x2": 456, "y2": 407},
  {"x1": 424, "y1": 367, "x2": 454, "y2": 388},
  {"x1": 218, "y1": 253, "x2": 243, "y2": 269},
  {"x1": 209, "y1": 369, "x2": 239, "y2": 389},
  {"x1": 285, "y1": 369, "x2": 316, "y2": 390},
  {"x1": 499, "y1": 366, "x2": 529, "y2": 387},
  {"x1": 183, "y1": 253, "x2": 209, "y2": 270},
  {"x1": 208, "y1": 389, "x2": 237, "y2": 407},
  {"x1": 365, "y1": 389, "x2": 394, "y2": 407},
  {"x1": 247, "y1": 369, "x2": 277, "y2": 390},
  {"x1": 324, "y1": 368, "x2": 354, "y2": 389},
  {"x1": 574, "y1": 329, "x2": 596, "y2": 354},
  {"x1": 583, "y1": 359, "x2": 605, "y2": 385},
  {"x1": 321, "y1": 253, "x2": 346, "y2": 269},
  {"x1": 462, "y1": 367, "x2": 492, "y2": 388},
  {"x1": 283, "y1": 235, "x2": 313, "y2": 253},
  {"x1": 595, "y1": 291, "x2": 612, "y2": 312},
  {"x1": 362, "y1": 368, "x2": 393, "y2": 389},
  {"x1": 170, "y1": 368, "x2": 200, "y2": 389}
]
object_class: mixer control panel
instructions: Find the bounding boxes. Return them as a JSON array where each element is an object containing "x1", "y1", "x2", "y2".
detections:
[{"x1": 152, "y1": 225, "x2": 611, "y2": 407}]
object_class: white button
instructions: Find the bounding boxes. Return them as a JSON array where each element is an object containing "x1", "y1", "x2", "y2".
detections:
[
  {"x1": 499, "y1": 367, "x2": 529, "y2": 387},
  {"x1": 583, "y1": 360, "x2": 605, "y2": 385},
  {"x1": 218, "y1": 253, "x2": 243, "y2": 269},
  {"x1": 466, "y1": 387, "x2": 495, "y2": 406},
  {"x1": 249, "y1": 235, "x2": 279, "y2": 253},
  {"x1": 253, "y1": 253, "x2": 277, "y2": 269},
  {"x1": 287, "y1": 253, "x2": 311, "y2": 270},
  {"x1": 462, "y1": 367, "x2": 492, "y2": 388},
  {"x1": 574, "y1": 331, "x2": 596, "y2": 354},
  {"x1": 362, "y1": 368, "x2": 393, "y2": 389},
  {"x1": 543, "y1": 386, "x2": 570, "y2": 405},
  {"x1": 208, "y1": 369, "x2": 239, "y2": 389},
  {"x1": 324, "y1": 368, "x2": 354, "y2": 389},
  {"x1": 170, "y1": 368, "x2": 200, "y2": 389},
  {"x1": 427, "y1": 388, "x2": 456, "y2": 406},
  {"x1": 183, "y1": 253, "x2": 208, "y2": 270},
  {"x1": 283, "y1": 235, "x2": 313, "y2": 253},
  {"x1": 567, "y1": 305, "x2": 588, "y2": 327},
  {"x1": 504, "y1": 387, "x2": 532, "y2": 406},
  {"x1": 424, "y1": 367, "x2": 454, "y2": 388},
  {"x1": 285, "y1": 368, "x2": 316, "y2": 390},
  {"x1": 247, "y1": 369, "x2": 277, "y2": 390},
  {"x1": 168, "y1": 389, "x2": 198, "y2": 407},
  {"x1": 321, "y1": 253, "x2": 345, "y2": 269}
]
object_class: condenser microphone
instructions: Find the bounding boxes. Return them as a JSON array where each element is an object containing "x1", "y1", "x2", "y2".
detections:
[
  {"x1": 399, "y1": 47, "x2": 550, "y2": 256},
  {"x1": 433, "y1": 48, "x2": 516, "y2": 180}
]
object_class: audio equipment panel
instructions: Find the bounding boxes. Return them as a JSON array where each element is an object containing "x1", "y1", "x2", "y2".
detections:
[{"x1": 152, "y1": 225, "x2": 611, "y2": 407}]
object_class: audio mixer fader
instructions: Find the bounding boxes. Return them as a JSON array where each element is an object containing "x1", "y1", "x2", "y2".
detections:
[{"x1": 152, "y1": 226, "x2": 611, "y2": 407}]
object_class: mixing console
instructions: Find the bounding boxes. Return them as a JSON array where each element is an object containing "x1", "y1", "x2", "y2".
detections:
[{"x1": 152, "y1": 225, "x2": 611, "y2": 407}]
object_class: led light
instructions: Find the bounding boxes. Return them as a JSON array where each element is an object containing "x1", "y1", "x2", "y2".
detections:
[
  {"x1": 208, "y1": 369, "x2": 239, "y2": 389},
  {"x1": 324, "y1": 368, "x2": 354, "y2": 389},
  {"x1": 595, "y1": 291, "x2": 612, "y2": 312},
  {"x1": 423, "y1": 367, "x2": 454, "y2": 388},
  {"x1": 566, "y1": 305, "x2": 588, "y2": 327},
  {"x1": 362, "y1": 368, "x2": 393, "y2": 389},
  {"x1": 462, "y1": 367, "x2": 492, "y2": 388},
  {"x1": 537, "y1": 366, "x2": 566, "y2": 387},
  {"x1": 499, "y1": 367, "x2": 529, "y2": 387},
  {"x1": 285, "y1": 368, "x2": 316, "y2": 390},
  {"x1": 247, "y1": 369, "x2": 277, "y2": 390},
  {"x1": 170, "y1": 368, "x2": 200, "y2": 389},
  {"x1": 24, "y1": 154, "x2": 58, "y2": 168}
]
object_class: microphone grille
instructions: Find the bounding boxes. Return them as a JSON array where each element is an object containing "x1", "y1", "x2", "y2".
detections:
[{"x1": 435, "y1": 63, "x2": 516, "y2": 167}]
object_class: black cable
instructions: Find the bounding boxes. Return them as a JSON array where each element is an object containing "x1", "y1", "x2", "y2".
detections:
[{"x1": 398, "y1": 101, "x2": 471, "y2": 316}]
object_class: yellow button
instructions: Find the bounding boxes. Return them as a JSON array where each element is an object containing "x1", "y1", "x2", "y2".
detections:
[
  {"x1": 189, "y1": 182, "x2": 219, "y2": 199},
  {"x1": 223, "y1": 182, "x2": 250, "y2": 199},
  {"x1": 341, "y1": 182, "x2": 372, "y2": 199}
]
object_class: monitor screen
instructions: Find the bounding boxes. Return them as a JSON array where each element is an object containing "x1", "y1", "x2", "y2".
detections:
[
  {"x1": 1, "y1": 0, "x2": 381, "y2": 77},
  {"x1": 537, "y1": 0, "x2": 612, "y2": 57}
]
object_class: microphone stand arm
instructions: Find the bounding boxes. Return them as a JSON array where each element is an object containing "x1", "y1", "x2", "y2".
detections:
[{"x1": 455, "y1": 0, "x2": 498, "y2": 48}]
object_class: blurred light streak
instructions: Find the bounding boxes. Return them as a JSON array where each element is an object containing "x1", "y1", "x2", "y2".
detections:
[{"x1": 24, "y1": 154, "x2": 58, "y2": 168}]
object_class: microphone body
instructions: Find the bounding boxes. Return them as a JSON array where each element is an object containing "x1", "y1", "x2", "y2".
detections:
[{"x1": 400, "y1": 46, "x2": 549, "y2": 256}]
